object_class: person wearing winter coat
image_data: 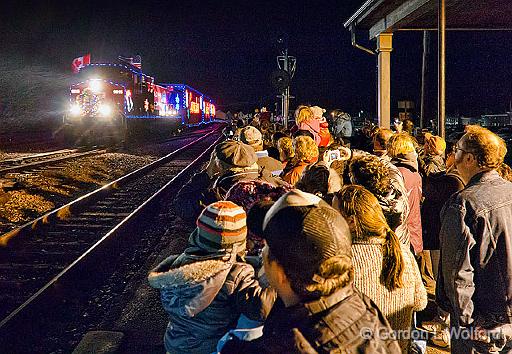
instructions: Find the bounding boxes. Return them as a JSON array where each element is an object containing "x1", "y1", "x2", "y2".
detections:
[
  {"x1": 310, "y1": 105, "x2": 331, "y2": 148},
  {"x1": 148, "y1": 201, "x2": 276, "y2": 354},
  {"x1": 294, "y1": 105, "x2": 321, "y2": 146},
  {"x1": 221, "y1": 190, "x2": 401, "y2": 353},
  {"x1": 348, "y1": 152, "x2": 411, "y2": 246},
  {"x1": 175, "y1": 140, "x2": 280, "y2": 225},
  {"x1": 335, "y1": 184, "x2": 427, "y2": 352},
  {"x1": 281, "y1": 135, "x2": 319, "y2": 186},
  {"x1": 419, "y1": 133, "x2": 446, "y2": 178},
  {"x1": 388, "y1": 133, "x2": 423, "y2": 255},
  {"x1": 331, "y1": 109, "x2": 353, "y2": 145},
  {"x1": 239, "y1": 126, "x2": 283, "y2": 176}
]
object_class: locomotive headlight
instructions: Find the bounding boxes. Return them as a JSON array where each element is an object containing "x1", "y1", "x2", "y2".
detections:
[
  {"x1": 98, "y1": 104, "x2": 112, "y2": 116},
  {"x1": 70, "y1": 103, "x2": 81, "y2": 116},
  {"x1": 89, "y1": 79, "x2": 102, "y2": 92}
]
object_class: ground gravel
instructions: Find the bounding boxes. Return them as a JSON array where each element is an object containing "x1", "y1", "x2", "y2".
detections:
[
  {"x1": 0, "y1": 190, "x2": 54, "y2": 222},
  {"x1": 0, "y1": 153, "x2": 154, "y2": 226}
]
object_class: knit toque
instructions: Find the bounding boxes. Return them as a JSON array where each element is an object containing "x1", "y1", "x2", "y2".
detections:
[{"x1": 192, "y1": 201, "x2": 247, "y2": 252}]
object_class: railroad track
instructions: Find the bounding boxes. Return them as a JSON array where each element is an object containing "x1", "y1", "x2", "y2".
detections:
[
  {"x1": 0, "y1": 126, "x2": 218, "y2": 176},
  {"x1": 0, "y1": 148, "x2": 107, "y2": 174},
  {"x1": 0, "y1": 130, "x2": 223, "y2": 350}
]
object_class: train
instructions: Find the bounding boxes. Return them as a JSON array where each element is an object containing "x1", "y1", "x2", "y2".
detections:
[{"x1": 64, "y1": 60, "x2": 216, "y2": 143}]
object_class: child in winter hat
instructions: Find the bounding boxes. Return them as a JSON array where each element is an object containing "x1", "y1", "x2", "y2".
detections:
[{"x1": 148, "y1": 201, "x2": 275, "y2": 354}]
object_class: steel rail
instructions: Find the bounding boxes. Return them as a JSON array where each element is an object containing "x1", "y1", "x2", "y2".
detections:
[
  {"x1": 0, "y1": 149, "x2": 107, "y2": 174},
  {"x1": 0, "y1": 149, "x2": 78, "y2": 163}
]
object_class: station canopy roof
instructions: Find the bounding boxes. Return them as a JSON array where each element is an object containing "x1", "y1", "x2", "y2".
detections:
[{"x1": 345, "y1": 0, "x2": 512, "y2": 39}]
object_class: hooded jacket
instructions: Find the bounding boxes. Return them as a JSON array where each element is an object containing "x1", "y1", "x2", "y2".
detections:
[{"x1": 148, "y1": 248, "x2": 276, "y2": 354}]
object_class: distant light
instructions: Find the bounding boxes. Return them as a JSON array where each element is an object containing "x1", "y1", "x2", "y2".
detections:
[
  {"x1": 70, "y1": 104, "x2": 81, "y2": 116},
  {"x1": 126, "y1": 90, "x2": 131, "y2": 97},
  {"x1": 71, "y1": 89, "x2": 80, "y2": 94},
  {"x1": 89, "y1": 79, "x2": 102, "y2": 92},
  {"x1": 113, "y1": 89, "x2": 124, "y2": 94},
  {"x1": 98, "y1": 104, "x2": 112, "y2": 116}
]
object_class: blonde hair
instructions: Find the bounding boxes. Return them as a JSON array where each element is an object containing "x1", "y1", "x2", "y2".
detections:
[
  {"x1": 277, "y1": 137, "x2": 294, "y2": 162},
  {"x1": 293, "y1": 135, "x2": 319, "y2": 163},
  {"x1": 463, "y1": 125, "x2": 507, "y2": 169},
  {"x1": 294, "y1": 105, "x2": 314, "y2": 125},
  {"x1": 387, "y1": 132, "x2": 416, "y2": 157},
  {"x1": 336, "y1": 185, "x2": 404, "y2": 291}
]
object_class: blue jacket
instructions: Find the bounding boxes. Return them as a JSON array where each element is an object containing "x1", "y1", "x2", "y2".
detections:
[
  {"x1": 148, "y1": 248, "x2": 276, "y2": 353},
  {"x1": 437, "y1": 170, "x2": 512, "y2": 327}
]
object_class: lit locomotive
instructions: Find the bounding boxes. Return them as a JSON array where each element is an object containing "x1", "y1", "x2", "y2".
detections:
[{"x1": 65, "y1": 61, "x2": 215, "y2": 143}]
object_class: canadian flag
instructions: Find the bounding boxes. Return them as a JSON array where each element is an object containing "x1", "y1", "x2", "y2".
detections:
[{"x1": 71, "y1": 54, "x2": 91, "y2": 73}]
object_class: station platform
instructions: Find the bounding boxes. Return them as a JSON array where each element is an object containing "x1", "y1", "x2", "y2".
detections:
[{"x1": 73, "y1": 211, "x2": 190, "y2": 354}]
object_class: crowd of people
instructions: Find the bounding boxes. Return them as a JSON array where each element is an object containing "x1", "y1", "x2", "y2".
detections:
[{"x1": 148, "y1": 104, "x2": 512, "y2": 353}]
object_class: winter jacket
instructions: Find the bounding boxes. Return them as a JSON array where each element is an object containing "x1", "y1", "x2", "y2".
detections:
[
  {"x1": 175, "y1": 168, "x2": 282, "y2": 225},
  {"x1": 421, "y1": 169, "x2": 465, "y2": 250},
  {"x1": 213, "y1": 168, "x2": 283, "y2": 200},
  {"x1": 333, "y1": 114, "x2": 352, "y2": 139},
  {"x1": 221, "y1": 284, "x2": 401, "y2": 353},
  {"x1": 419, "y1": 154, "x2": 446, "y2": 178},
  {"x1": 437, "y1": 170, "x2": 512, "y2": 329},
  {"x1": 148, "y1": 248, "x2": 276, "y2": 354},
  {"x1": 352, "y1": 150, "x2": 411, "y2": 246},
  {"x1": 352, "y1": 240, "x2": 427, "y2": 352},
  {"x1": 392, "y1": 153, "x2": 423, "y2": 254},
  {"x1": 281, "y1": 161, "x2": 310, "y2": 186},
  {"x1": 255, "y1": 150, "x2": 284, "y2": 176}
]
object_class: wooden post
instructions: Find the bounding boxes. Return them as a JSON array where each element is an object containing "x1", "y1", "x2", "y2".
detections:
[{"x1": 377, "y1": 33, "x2": 393, "y2": 129}]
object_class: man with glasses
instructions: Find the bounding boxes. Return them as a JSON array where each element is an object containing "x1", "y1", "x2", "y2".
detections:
[{"x1": 437, "y1": 125, "x2": 512, "y2": 353}]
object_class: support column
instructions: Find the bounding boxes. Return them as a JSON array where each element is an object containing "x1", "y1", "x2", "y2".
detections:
[
  {"x1": 377, "y1": 33, "x2": 393, "y2": 129},
  {"x1": 438, "y1": 0, "x2": 446, "y2": 138}
]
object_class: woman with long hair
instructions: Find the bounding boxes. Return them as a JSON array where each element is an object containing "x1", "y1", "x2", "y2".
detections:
[{"x1": 334, "y1": 184, "x2": 427, "y2": 353}]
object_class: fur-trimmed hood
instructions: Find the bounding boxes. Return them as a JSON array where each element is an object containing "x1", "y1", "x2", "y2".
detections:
[{"x1": 148, "y1": 254, "x2": 233, "y2": 317}]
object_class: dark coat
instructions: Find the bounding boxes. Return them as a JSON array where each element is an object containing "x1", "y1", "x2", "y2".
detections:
[
  {"x1": 421, "y1": 170, "x2": 465, "y2": 250},
  {"x1": 221, "y1": 285, "x2": 401, "y2": 353},
  {"x1": 174, "y1": 171, "x2": 216, "y2": 225}
]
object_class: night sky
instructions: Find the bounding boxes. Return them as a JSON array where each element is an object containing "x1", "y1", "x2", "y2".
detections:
[{"x1": 1, "y1": 0, "x2": 511, "y2": 117}]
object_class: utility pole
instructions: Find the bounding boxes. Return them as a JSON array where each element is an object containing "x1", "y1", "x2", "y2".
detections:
[
  {"x1": 420, "y1": 31, "x2": 430, "y2": 129},
  {"x1": 277, "y1": 48, "x2": 296, "y2": 129}
]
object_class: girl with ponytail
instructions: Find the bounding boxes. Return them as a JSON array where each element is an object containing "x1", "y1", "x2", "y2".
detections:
[{"x1": 334, "y1": 184, "x2": 427, "y2": 353}]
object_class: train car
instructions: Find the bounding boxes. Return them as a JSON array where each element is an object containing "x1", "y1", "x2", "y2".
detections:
[
  {"x1": 159, "y1": 84, "x2": 215, "y2": 126},
  {"x1": 65, "y1": 60, "x2": 215, "y2": 143}
]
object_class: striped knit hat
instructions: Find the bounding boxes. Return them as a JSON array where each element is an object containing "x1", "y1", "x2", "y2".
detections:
[{"x1": 190, "y1": 201, "x2": 247, "y2": 252}]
